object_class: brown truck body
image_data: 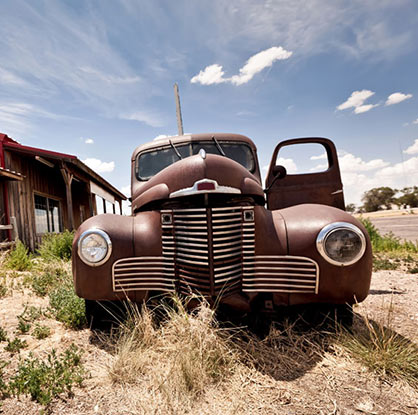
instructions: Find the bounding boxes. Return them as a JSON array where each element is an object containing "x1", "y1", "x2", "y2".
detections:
[{"x1": 72, "y1": 133, "x2": 372, "y2": 317}]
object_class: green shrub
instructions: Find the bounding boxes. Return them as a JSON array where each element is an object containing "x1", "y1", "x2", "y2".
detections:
[
  {"x1": 0, "y1": 360, "x2": 8, "y2": 399},
  {"x1": 373, "y1": 256, "x2": 398, "y2": 271},
  {"x1": 359, "y1": 217, "x2": 418, "y2": 253},
  {"x1": 37, "y1": 230, "x2": 74, "y2": 261},
  {"x1": 17, "y1": 318, "x2": 31, "y2": 334},
  {"x1": 49, "y1": 285, "x2": 86, "y2": 329},
  {"x1": 32, "y1": 324, "x2": 51, "y2": 340},
  {"x1": 31, "y1": 272, "x2": 61, "y2": 297},
  {"x1": 18, "y1": 305, "x2": 43, "y2": 323},
  {"x1": 8, "y1": 345, "x2": 85, "y2": 406},
  {"x1": 5, "y1": 240, "x2": 32, "y2": 271},
  {"x1": 0, "y1": 327, "x2": 7, "y2": 342},
  {"x1": 0, "y1": 281, "x2": 7, "y2": 298},
  {"x1": 5, "y1": 338, "x2": 27, "y2": 354}
]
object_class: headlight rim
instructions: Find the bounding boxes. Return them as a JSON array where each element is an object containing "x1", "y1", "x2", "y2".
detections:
[
  {"x1": 77, "y1": 228, "x2": 112, "y2": 267},
  {"x1": 316, "y1": 221, "x2": 366, "y2": 267}
]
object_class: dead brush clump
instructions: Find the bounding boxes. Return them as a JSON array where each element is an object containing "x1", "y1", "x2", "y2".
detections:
[{"x1": 109, "y1": 297, "x2": 240, "y2": 404}]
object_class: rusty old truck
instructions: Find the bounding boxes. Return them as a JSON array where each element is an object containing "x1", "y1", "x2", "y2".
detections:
[{"x1": 72, "y1": 133, "x2": 372, "y2": 326}]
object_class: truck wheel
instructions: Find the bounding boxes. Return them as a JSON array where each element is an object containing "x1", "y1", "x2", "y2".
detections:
[
  {"x1": 85, "y1": 300, "x2": 126, "y2": 330},
  {"x1": 316, "y1": 304, "x2": 354, "y2": 330},
  {"x1": 332, "y1": 304, "x2": 354, "y2": 329}
]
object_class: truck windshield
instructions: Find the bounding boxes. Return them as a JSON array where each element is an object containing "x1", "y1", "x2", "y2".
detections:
[{"x1": 136, "y1": 141, "x2": 255, "y2": 180}]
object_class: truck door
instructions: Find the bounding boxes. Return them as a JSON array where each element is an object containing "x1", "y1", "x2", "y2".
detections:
[{"x1": 265, "y1": 137, "x2": 345, "y2": 211}]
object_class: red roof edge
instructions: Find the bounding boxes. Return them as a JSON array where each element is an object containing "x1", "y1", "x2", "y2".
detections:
[{"x1": 1, "y1": 132, "x2": 76, "y2": 160}]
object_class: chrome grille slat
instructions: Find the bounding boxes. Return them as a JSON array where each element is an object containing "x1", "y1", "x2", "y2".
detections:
[{"x1": 242, "y1": 255, "x2": 319, "y2": 294}]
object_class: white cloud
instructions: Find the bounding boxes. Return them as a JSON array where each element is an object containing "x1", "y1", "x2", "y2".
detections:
[
  {"x1": 85, "y1": 138, "x2": 94, "y2": 144},
  {"x1": 0, "y1": 101, "x2": 69, "y2": 135},
  {"x1": 336, "y1": 151, "x2": 418, "y2": 205},
  {"x1": 338, "y1": 152, "x2": 389, "y2": 173},
  {"x1": 337, "y1": 90, "x2": 378, "y2": 114},
  {"x1": 0, "y1": 67, "x2": 27, "y2": 86},
  {"x1": 385, "y1": 92, "x2": 412, "y2": 106},
  {"x1": 262, "y1": 157, "x2": 298, "y2": 174},
  {"x1": 375, "y1": 156, "x2": 418, "y2": 181},
  {"x1": 120, "y1": 111, "x2": 164, "y2": 127},
  {"x1": 310, "y1": 153, "x2": 327, "y2": 160},
  {"x1": 412, "y1": 118, "x2": 418, "y2": 125},
  {"x1": 191, "y1": 64, "x2": 225, "y2": 85},
  {"x1": 276, "y1": 157, "x2": 298, "y2": 174},
  {"x1": 79, "y1": 66, "x2": 141, "y2": 84},
  {"x1": 82, "y1": 158, "x2": 115, "y2": 173},
  {"x1": 196, "y1": 1, "x2": 414, "y2": 65},
  {"x1": 354, "y1": 104, "x2": 379, "y2": 114},
  {"x1": 191, "y1": 46, "x2": 292, "y2": 86},
  {"x1": 403, "y1": 139, "x2": 418, "y2": 155},
  {"x1": 230, "y1": 47, "x2": 293, "y2": 86},
  {"x1": 310, "y1": 163, "x2": 328, "y2": 172}
]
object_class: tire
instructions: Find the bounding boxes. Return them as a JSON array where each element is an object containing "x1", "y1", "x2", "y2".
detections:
[
  {"x1": 314, "y1": 304, "x2": 354, "y2": 330},
  {"x1": 85, "y1": 300, "x2": 127, "y2": 330}
]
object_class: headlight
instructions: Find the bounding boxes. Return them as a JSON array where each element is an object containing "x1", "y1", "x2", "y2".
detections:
[
  {"x1": 316, "y1": 222, "x2": 366, "y2": 266},
  {"x1": 78, "y1": 229, "x2": 112, "y2": 266}
]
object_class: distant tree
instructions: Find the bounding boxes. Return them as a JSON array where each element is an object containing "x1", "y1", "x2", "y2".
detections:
[
  {"x1": 361, "y1": 187, "x2": 396, "y2": 212},
  {"x1": 397, "y1": 186, "x2": 418, "y2": 208},
  {"x1": 345, "y1": 203, "x2": 356, "y2": 213}
]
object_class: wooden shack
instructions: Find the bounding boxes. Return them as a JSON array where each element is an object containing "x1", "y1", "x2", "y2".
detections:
[{"x1": 0, "y1": 133, "x2": 126, "y2": 250}]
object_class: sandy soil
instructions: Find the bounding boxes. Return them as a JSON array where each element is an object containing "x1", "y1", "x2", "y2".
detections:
[{"x1": 0, "y1": 270, "x2": 417, "y2": 415}]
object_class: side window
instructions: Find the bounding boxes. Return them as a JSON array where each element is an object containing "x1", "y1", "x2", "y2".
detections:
[
  {"x1": 34, "y1": 194, "x2": 62, "y2": 234},
  {"x1": 276, "y1": 143, "x2": 329, "y2": 174}
]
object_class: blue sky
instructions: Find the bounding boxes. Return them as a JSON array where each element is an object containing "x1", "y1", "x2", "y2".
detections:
[{"x1": 1, "y1": 0, "x2": 418, "y2": 210}]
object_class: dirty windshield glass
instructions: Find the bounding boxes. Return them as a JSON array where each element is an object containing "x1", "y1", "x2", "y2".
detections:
[{"x1": 136, "y1": 141, "x2": 255, "y2": 180}]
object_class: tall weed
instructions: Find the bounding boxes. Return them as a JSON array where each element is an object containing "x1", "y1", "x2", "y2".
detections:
[
  {"x1": 37, "y1": 230, "x2": 74, "y2": 261},
  {"x1": 5, "y1": 240, "x2": 32, "y2": 271},
  {"x1": 49, "y1": 284, "x2": 86, "y2": 329}
]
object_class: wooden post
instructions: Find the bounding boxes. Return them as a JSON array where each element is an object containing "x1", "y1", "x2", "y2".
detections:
[
  {"x1": 10, "y1": 216, "x2": 18, "y2": 240},
  {"x1": 86, "y1": 182, "x2": 94, "y2": 217},
  {"x1": 60, "y1": 166, "x2": 74, "y2": 230},
  {"x1": 174, "y1": 83, "x2": 184, "y2": 136}
]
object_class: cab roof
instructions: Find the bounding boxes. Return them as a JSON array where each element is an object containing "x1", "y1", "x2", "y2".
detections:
[{"x1": 131, "y1": 133, "x2": 257, "y2": 161}]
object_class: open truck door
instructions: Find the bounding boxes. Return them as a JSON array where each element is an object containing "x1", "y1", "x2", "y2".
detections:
[{"x1": 265, "y1": 137, "x2": 345, "y2": 211}]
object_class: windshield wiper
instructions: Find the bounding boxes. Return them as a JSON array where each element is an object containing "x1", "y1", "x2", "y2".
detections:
[
  {"x1": 169, "y1": 139, "x2": 183, "y2": 160},
  {"x1": 212, "y1": 135, "x2": 226, "y2": 156}
]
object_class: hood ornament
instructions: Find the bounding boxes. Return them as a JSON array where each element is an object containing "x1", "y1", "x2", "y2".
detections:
[{"x1": 199, "y1": 148, "x2": 206, "y2": 159}]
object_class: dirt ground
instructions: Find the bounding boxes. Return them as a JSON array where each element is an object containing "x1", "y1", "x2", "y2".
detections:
[{"x1": 0, "y1": 270, "x2": 417, "y2": 415}]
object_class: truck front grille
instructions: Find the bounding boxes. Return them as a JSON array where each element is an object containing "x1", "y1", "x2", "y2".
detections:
[
  {"x1": 112, "y1": 206, "x2": 319, "y2": 296},
  {"x1": 162, "y1": 206, "x2": 254, "y2": 296}
]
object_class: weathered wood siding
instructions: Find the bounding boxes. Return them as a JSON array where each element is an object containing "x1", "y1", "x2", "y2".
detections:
[{"x1": 4, "y1": 151, "x2": 68, "y2": 250}]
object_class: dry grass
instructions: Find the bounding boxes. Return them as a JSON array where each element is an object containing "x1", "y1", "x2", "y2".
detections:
[
  {"x1": 338, "y1": 307, "x2": 418, "y2": 388},
  {"x1": 108, "y1": 296, "x2": 240, "y2": 410}
]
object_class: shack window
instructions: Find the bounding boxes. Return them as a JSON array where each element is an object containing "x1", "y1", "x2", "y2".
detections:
[{"x1": 34, "y1": 194, "x2": 62, "y2": 234}]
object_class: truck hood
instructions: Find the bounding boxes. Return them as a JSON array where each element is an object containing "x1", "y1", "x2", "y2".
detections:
[{"x1": 131, "y1": 153, "x2": 264, "y2": 211}]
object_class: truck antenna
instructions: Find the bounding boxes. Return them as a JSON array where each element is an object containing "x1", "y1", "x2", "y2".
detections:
[{"x1": 174, "y1": 83, "x2": 184, "y2": 136}]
